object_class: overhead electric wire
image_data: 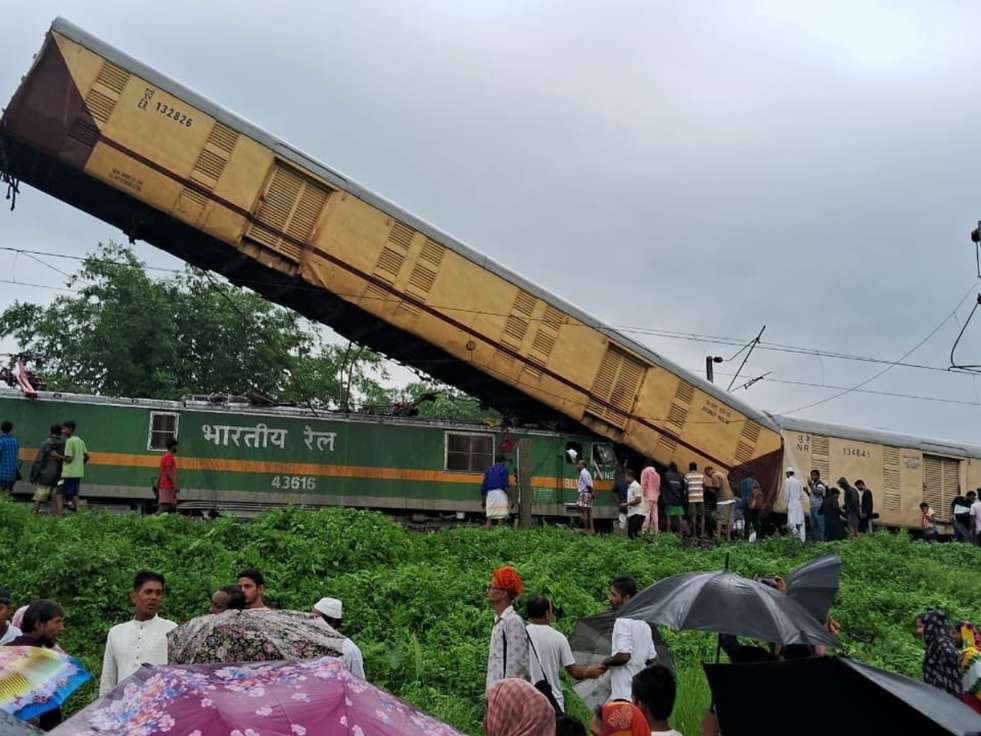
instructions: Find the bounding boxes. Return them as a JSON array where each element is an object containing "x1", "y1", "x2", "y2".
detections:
[
  {"x1": 4, "y1": 244, "x2": 977, "y2": 380},
  {"x1": 5, "y1": 245, "x2": 981, "y2": 414},
  {"x1": 779, "y1": 280, "x2": 981, "y2": 416},
  {"x1": 709, "y1": 370, "x2": 980, "y2": 407},
  {"x1": 0, "y1": 278, "x2": 72, "y2": 292},
  {"x1": 948, "y1": 294, "x2": 981, "y2": 372}
]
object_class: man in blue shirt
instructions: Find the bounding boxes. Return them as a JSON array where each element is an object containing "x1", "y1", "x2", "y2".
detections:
[
  {"x1": 0, "y1": 421, "x2": 19, "y2": 493},
  {"x1": 481, "y1": 455, "x2": 511, "y2": 530}
]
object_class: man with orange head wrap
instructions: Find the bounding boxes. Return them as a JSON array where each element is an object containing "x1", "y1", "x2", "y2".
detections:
[{"x1": 485, "y1": 565, "x2": 530, "y2": 692}]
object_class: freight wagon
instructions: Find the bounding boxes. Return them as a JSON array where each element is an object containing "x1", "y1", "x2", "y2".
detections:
[
  {"x1": 0, "y1": 388, "x2": 618, "y2": 520},
  {"x1": 773, "y1": 415, "x2": 981, "y2": 532}
]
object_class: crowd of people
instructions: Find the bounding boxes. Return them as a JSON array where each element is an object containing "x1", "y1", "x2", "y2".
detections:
[
  {"x1": 4, "y1": 417, "x2": 981, "y2": 546},
  {"x1": 484, "y1": 566, "x2": 682, "y2": 736},
  {"x1": 480, "y1": 564, "x2": 981, "y2": 735},
  {"x1": 0, "y1": 419, "x2": 90, "y2": 516},
  {"x1": 0, "y1": 568, "x2": 363, "y2": 730},
  {"x1": 1, "y1": 555, "x2": 979, "y2": 734},
  {"x1": 479, "y1": 452, "x2": 981, "y2": 546}
]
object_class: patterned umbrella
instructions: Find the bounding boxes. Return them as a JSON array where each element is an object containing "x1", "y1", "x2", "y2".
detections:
[
  {"x1": 0, "y1": 646, "x2": 91, "y2": 722},
  {"x1": 0, "y1": 710, "x2": 44, "y2": 735},
  {"x1": 51, "y1": 656, "x2": 466, "y2": 736},
  {"x1": 168, "y1": 609, "x2": 346, "y2": 664}
]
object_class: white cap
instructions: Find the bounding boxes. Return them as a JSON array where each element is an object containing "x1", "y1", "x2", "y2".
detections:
[{"x1": 314, "y1": 597, "x2": 342, "y2": 619}]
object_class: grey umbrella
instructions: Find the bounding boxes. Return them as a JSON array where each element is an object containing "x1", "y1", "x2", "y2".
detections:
[
  {"x1": 785, "y1": 553, "x2": 842, "y2": 622},
  {"x1": 618, "y1": 570, "x2": 839, "y2": 648}
]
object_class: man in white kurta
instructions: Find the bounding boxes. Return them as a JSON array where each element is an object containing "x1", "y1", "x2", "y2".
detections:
[
  {"x1": 100, "y1": 571, "x2": 177, "y2": 695},
  {"x1": 784, "y1": 467, "x2": 806, "y2": 543},
  {"x1": 313, "y1": 597, "x2": 365, "y2": 679}
]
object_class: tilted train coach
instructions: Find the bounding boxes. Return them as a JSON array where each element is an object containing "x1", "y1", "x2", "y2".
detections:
[
  {"x1": 2, "y1": 20, "x2": 976, "y2": 533},
  {"x1": 1, "y1": 19, "x2": 782, "y2": 497}
]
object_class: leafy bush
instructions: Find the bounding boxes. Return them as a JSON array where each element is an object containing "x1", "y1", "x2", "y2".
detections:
[{"x1": 1, "y1": 501, "x2": 977, "y2": 734}]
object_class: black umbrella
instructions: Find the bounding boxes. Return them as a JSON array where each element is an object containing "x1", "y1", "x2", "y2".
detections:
[
  {"x1": 705, "y1": 656, "x2": 981, "y2": 736},
  {"x1": 618, "y1": 570, "x2": 838, "y2": 648},
  {"x1": 568, "y1": 610, "x2": 673, "y2": 710},
  {"x1": 785, "y1": 553, "x2": 842, "y2": 622}
]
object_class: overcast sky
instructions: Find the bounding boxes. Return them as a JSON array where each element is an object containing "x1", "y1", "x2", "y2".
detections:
[{"x1": 3, "y1": 1, "x2": 981, "y2": 442}]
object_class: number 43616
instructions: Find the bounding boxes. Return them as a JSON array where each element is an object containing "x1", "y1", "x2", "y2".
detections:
[{"x1": 271, "y1": 475, "x2": 317, "y2": 490}]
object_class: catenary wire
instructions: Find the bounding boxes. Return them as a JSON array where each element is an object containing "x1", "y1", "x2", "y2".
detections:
[
  {"x1": 2, "y1": 244, "x2": 976, "y2": 378},
  {"x1": 5, "y1": 247, "x2": 981, "y2": 415},
  {"x1": 779, "y1": 280, "x2": 981, "y2": 415}
]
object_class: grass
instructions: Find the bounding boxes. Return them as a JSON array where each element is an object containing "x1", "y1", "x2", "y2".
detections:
[{"x1": 0, "y1": 500, "x2": 977, "y2": 734}]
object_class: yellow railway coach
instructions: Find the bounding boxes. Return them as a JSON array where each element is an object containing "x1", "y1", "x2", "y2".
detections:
[
  {"x1": 774, "y1": 415, "x2": 981, "y2": 531},
  {"x1": 1, "y1": 19, "x2": 783, "y2": 488}
]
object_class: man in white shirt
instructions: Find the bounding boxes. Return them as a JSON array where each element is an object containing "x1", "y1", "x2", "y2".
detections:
[
  {"x1": 603, "y1": 576, "x2": 657, "y2": 702},
  {"x1": 0, "y1": 588, "x2": 21, "y2": 645},
  {"x1": 576, "y1": 460, "x2": 595, "y2": 534},
  {"x1": 624, "y1": 468, "x2": 647, "y2": 539},
  {"x1": 633, "y1": 664, "x2": 683, "y2": 736},
  {"x1": 525, "y1": 595, "x2": 604, "y2": 713},
  {"x1": 313, "y1": 597, "x2": 365, "y2": 679},
  {"x1": 99, "y1": 571, "x2": 177, "y2": 695}
]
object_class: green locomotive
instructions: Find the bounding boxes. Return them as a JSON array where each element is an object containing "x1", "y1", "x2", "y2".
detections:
[{"x1": 0, "y1": 388, "x2": 617, "y2": 519}]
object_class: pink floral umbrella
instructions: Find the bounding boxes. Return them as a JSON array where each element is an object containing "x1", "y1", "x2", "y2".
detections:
[{"x1": 50, "y1": 657, "x2": 464, "y2": 736}]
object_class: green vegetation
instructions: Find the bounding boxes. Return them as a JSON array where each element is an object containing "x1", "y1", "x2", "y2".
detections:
[{"x1": 1, "y1": 500, "x2": 977, "y2": 734}]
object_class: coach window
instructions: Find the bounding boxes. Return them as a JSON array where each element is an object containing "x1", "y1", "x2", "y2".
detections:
[
  {"x1": 147, "y1": 412, "x2": 179, "y2": 451},
  {"x1": 445, "y1": 432, "x2": 494, "y2": 472}
]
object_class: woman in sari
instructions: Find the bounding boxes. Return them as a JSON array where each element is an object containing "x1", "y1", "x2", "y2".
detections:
[
  {"x1": 589, "y1": 702, "x2": 650, "y2": 736},
  {"x1": 956, "y1": 620, "x2": 981, "y2": 714},
  {"x1": 917, "y1": 610, "x2": 963, "y2": 698},
  {"x1": 484, "y1": 678, "x2": 556, "y2": 736}
]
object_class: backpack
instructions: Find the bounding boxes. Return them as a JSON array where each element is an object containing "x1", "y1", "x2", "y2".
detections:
[{"x1": 749, "y1": 484, "x2": 764, "y2": 511}]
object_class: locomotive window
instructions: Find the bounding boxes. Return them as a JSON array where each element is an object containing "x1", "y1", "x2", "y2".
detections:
[
  {"x1": 565, "y1": 441, "x2": 583, "y2": 464},
  {"x1": 592, "y1": 443, "x2": 616, "y2": 468},
  {"x1": 445, "y1": 432, "x2": 494, "y2": 472},
  {"x1": 147, "y1": 412, "x2": 179, "y2": 451}
]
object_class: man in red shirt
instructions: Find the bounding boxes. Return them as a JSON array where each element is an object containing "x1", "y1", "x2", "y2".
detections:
[{"x1": 157, "y1": 437, "x2": 179, "y2": 513}]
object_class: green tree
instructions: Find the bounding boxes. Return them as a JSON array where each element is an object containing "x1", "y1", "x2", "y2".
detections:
[
  {"x1": 0, "y1": 242, "x2": 387, "y2": 406},
  {"x1": 392, "y1": 381, "x2": 501, "y2": 424}
]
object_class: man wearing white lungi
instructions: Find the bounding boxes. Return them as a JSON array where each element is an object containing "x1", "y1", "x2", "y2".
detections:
[{"x1": 481, "y1": 454, "x2": 511, "y2": 530}]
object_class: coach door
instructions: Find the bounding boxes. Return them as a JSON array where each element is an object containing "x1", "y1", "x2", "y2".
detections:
[{"x1": 922, "y1": 454, "x2": 960, "y2": 522}]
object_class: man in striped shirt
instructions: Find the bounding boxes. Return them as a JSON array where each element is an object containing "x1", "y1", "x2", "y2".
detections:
[{"x1": 685, "y1": 462, "x2": 706, "y2": 538}]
